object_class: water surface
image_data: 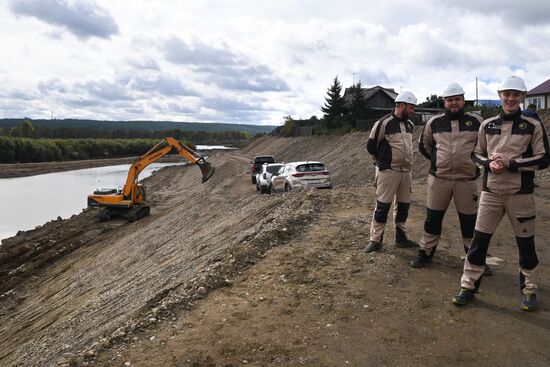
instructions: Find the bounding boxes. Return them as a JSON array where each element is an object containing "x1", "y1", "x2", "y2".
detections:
[{"x1": 0, "y1": 163, "x2": 183, "y2": 241}]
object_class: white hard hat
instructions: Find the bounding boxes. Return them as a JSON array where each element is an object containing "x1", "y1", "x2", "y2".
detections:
[
  {"x1": 497, "y1": 76, "x2": 527, "y2": 92},
  {"x1": 442, "y1": 82, "x2": 465, "y2": 98},
  {"x1": 395, "y1": 91, "x2": 417, "y2": 105}
]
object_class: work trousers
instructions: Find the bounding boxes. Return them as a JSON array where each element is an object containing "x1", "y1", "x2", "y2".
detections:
[
  {"x1": 461, "y1": 191, "x2": 539, "y2": 294},
  {"x1": 369, "y1": 169, "x2": 412, "y2": 243},
  {"x1": 420, "y1": 175, "x2": 478, "y2": 255}
]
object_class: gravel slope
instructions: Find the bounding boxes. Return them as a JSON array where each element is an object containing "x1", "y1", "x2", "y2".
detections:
[{"x1": 1, "y1": 133, "x2": 550, "y2": 367}]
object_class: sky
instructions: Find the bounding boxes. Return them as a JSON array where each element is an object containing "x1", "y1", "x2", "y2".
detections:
[{"x1": 1, "y1": 0, "x2": 550, "y2": 125}]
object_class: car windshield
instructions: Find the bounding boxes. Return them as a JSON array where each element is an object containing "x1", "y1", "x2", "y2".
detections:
[
  {"x1": 296, "y1": 163, "x2": 325, "y2": 172},
  {"x1": 266, "y1": 165, "x2": 283, "y2": 174}
]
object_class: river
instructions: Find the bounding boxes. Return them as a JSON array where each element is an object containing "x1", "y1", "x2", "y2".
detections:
[
  {"x1": 0, "y1": 163, "x2": 189, "y2": 242},
  {"x1": 0, "y1": 145, "x2": 234, "y2": 241}
]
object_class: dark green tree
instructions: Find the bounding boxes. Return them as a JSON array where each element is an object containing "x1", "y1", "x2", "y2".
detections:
[
  {"x1": 21, "y1": 120, "x2": 35, "y2": 138},
  {"x1": 321, "y1": 76, "x2": 347, "y2": 128},
  {"x1": 418, "y1": 94, "x2": 444, "y2": 108},
  {"x1": 349, "y1": 81, "x2": 368, "y2": 125},
  {"x1": 280, "y1": 115, "x2": 296, "y2": 137}
]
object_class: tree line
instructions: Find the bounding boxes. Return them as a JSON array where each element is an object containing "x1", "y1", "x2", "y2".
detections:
[
  {"x1": 0, "y1": 118, "x2": 275, "y2": 135},
  {"x1": 0, "y1": 120, "x2": 251, "y2": 144},
  {"x1": 0, "y1": 136, "x2": 194, "y2": 164}
]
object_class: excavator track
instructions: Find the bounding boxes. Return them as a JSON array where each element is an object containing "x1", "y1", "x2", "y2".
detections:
[
  {"x1": 97, "y1": 205, "x2": 150, "y2": 222},
  {"x1": 127, "y1": 205, "x2": 150, "y2": 222}
]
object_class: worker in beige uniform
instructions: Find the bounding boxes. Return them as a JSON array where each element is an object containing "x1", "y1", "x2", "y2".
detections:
[
  {"x1": 453, "y1": 76, "x2": 550, "y2": 311},
  {"x1": 364, "y1": 91, "x2": 419, "y2": 253},
  {"x1": 411, "y1": 83, "x2": 484, "y2": 268}
]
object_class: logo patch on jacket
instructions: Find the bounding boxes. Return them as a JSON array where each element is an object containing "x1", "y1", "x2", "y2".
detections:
[
  {"x1": 465, "y1": 120, "x2": 473, "y2": 127},
  {"x1": 486, "y1": 122, "x2": 501, "y2": 132},
  {"x1": 518, "y1": 121, "x2": 527, "y2": 129}
]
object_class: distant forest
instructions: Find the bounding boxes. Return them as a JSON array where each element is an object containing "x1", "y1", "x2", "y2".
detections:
[
  {"x1": 0, "y1": 137, "x2": 176, "y2": 164},
  {"x1": 0, "y1": 120, "x2": 252, "y2": 145},
  {"x1": 0, "y1": 118, "x2": 275, "y2": 164},
  {"x1": 0, "y1": 118, "x2": 276, "y2": 135}
]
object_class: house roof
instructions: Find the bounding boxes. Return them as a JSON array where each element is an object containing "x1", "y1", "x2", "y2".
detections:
[
  {"x1": 527, "y1": 78, "x2": 550, "y2": 96},
  {"x1": 343, "y1": 86, "x2": 398, "y2": 102}
]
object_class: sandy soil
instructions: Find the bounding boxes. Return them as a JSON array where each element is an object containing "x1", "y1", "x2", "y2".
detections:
[{"x1": 1, "y1": 132, "x2": 550, "y2": 367}]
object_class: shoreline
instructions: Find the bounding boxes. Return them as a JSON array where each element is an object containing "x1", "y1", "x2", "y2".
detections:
[{"x1": 0, "y1": 150, "x2": 228, "y2": 179}]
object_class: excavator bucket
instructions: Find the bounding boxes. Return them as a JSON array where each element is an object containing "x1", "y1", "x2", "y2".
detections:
[{"x1": 197, "y1": 158, "x2": 215, "y2": 183}]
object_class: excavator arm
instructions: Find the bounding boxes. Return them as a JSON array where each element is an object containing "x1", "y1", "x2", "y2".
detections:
[{"x1": 122, "y1": 137, "x2": 214, "y2": 198}]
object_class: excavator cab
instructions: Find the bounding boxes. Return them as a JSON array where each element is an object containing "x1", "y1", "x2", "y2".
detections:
[{"x1": 88, "y1": 138, "x2": 214, "y2": 222}]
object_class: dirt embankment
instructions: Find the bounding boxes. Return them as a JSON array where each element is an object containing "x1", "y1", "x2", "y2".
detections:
[{"x1": 1, "y1": 132, "x2": 550, "y2": 367}]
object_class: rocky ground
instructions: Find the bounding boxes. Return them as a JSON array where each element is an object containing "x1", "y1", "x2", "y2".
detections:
[{"x1": 1, "y1": 131, "x2": 550, "y2": 367}]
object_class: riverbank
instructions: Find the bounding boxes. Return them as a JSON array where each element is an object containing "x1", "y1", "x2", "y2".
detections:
[{"x1": 0, "y1": 153, "x2": 208, "y2": 179}]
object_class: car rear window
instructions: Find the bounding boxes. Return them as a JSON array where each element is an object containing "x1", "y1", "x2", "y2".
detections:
[
  {"x1": 266, "y1": 165, "x2": 283, "y2": 174},
  {"x1": 296, "y1": 163, "x2": 326, "y2": 172},
  {"x1": 254, "y1": 156, "x2": 275, "y2": 164}
]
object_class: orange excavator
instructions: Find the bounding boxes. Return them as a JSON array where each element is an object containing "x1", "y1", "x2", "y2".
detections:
[{"x1": 87, "y1": 137, "x2": 215, "y2": 222}]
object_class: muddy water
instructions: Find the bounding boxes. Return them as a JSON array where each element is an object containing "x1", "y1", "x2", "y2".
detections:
[{"x1": 0, "y1": 163, "x2": 184, "y2": 241}]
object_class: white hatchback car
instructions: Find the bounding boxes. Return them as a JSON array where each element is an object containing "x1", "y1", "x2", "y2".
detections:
[
  {"x1": 271, "y1": 161, "x2": 332, "y2": 192},
  {"x1": 256, "y1": 163, "x2": 285, "y2": 194}
]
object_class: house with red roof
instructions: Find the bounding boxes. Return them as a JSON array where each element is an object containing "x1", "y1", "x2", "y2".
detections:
[{"x1": 526, "y1": 78, "x2": 550, "y2": 109}]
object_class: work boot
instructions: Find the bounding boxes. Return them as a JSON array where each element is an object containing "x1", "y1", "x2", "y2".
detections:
[
  {"x1": 521, "y1": 293, "x2": 537, "y2": 312},
  {"x1": 452, "y1": 288, "x2": 475, "y2": 306},
  {"x1": 410, "y1": 249, "x2": 432, "y2": 268},
  {"x1": 363, "y1": 241, "x2": 382, "y2": 253},
  {"x1": 483, "y1": 264, "x2": 493, "y2": 276},
  {"x1": 395, "y1": 239, "x2": 419, "y2": 248}
]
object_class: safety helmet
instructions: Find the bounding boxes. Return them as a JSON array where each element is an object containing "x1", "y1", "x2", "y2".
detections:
[
  {"x1": 442, "y1": 82, "x2": 465, "y2": 98},
  {"x1": 395, "y1": 91, "x2": 417, "y2": 106},
  {"x1": 497, "y1": 76, "x2": 527, "y2": 92}
]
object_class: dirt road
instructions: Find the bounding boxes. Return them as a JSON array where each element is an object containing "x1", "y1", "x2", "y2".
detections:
[{"x1": 1, "y1": 133, "x2": 550, "y2": 366}]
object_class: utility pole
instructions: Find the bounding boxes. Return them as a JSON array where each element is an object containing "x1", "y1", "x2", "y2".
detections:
[
  {"x1": 475, "y1": 77, "x2": 479, "y2": 106},
  {"x1": 351, "y1": 72, "x2": 357, "y2": 85}
]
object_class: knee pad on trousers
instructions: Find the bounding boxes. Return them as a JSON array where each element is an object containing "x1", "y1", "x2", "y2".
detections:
[
  {"x1": 374, "y1": 201, "x2": 391, "y2": 223},
  {"x1": 467, "y1": 230, "x2": 492, "y2": 266},
  {"x1": 395, "y1": 202, "x2": 410, "y2": 223},
  {"x1": 516, "y1": 236, "x2": 539, "y2": 270},
  {"x1": 458, "y1": 212, "x2": 476, "y2": 239},
  {"x1": 424, "y1": 208, "x2": 445, "y2": 235}
]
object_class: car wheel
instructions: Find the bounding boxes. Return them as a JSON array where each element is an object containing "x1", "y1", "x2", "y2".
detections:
[
  {"x1": 260, "y1": 185, "x2": 266, "y2": 194},
  {"x1": 284, "y1": 183, "x2": 291, "y2": 192},
  {"x1": 269, "y1": 184, "x2": 274, "y2": 194},
  {"x1": 251, "y1": 176, "x2": 256, "y2": 184},
  {"x1": 256, "y1": 182, "x2": 260, "y2": 191}
]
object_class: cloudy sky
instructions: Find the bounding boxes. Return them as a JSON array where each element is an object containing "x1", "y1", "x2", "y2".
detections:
[{"x1": 1, "y1": 0, "x2": 550, "y2": 125}]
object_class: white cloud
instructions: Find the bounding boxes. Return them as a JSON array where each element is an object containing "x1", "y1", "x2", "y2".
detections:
[
  {"x1": 8, "y1": 0, "x2": 119, "y2": 40},
  {"x1": 1, "y1": 0, "x2": 550, "y2": 124}
]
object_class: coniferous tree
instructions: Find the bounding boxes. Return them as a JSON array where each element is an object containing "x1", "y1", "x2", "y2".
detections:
[
  {"x1": 321, "y1": 76, "x2": 347, "y2": 128},
  {"x1": 350, "y1": 81, "x2": 368, "y2": 125}
]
